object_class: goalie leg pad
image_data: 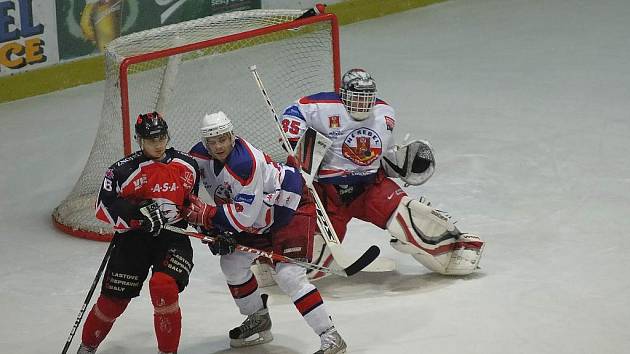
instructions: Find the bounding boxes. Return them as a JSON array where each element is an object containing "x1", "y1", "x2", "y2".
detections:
[
  {"x1": 387, "y1": 196, "x2": 484, "y2": 275},
  {"x1": 250, "y1": 259, "x2": 277, "y2": 288},
  {"x1": 442, "y1": 233, "x2": 485, "y2": 275},
  {"x1": 387, "y1": 196, "x2": 459, "y2": 246}
]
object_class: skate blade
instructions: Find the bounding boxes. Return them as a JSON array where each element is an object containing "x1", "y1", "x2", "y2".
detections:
[{"x1": 230, "y1": 330, "x2": 273, "y2": 347}]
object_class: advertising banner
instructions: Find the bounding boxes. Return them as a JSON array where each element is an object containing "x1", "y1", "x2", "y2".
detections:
[
  {"x1": 0, "y1": 0, "x2": 59, "y2": 77},
  {"x1": 55, "y1": 0, "x2": 260, "y2": 60}
]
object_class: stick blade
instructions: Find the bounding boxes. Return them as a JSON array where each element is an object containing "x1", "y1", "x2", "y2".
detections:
[{"x1": 342, "y1": 245, "x2": 381, "y2": 276}]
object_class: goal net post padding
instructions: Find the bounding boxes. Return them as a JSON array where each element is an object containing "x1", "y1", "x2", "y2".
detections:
[{"x1": 53, "y1": 9, "x2": 340, "y2": 241}]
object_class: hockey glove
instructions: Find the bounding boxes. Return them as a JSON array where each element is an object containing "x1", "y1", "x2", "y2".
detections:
[
  {"x1": 137, "y1": 200, "x2": 165, "y2": 235},
  {"x1": 382, "y1": 140, "x2": 435, "y2": 186},
  {"x1": 205, "y1": 231, "x2": 237, "y2": 256},
  {"x1": 184, "y1": 195, "x2": 217, "y2": 228}
]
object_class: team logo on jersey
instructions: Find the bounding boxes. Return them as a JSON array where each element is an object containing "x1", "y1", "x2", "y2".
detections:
[
  {"x1": 105, "y1": 168, "x2": 114, "y2": 179},
  {"x1": 328, "y1": 115, "x2": 340, "y2": 128},
  {"x1": 133, "y1": 175, "x2": 148, "y2": 190},
  {"x1": 385, "y1": 116, "x2": 395, "y2": 131},
  {"x1": 342, "y1": 128, "x2": 382, "y2": 166},
  {"x1": 181, "y1": 171, "x2": 194, "y2": 186},
  {"x1": 180, "y1": 171, "x2": 194, "y2": 190},
  {"x1": 151, "y1": 182, "x2": 178, "y2": 193},
  {"x1": 234, "y1": 193, "x2": 255, "y2": 205},
  {"x1": 214, "y1": 183, "x2": 232, "y2": 205}
]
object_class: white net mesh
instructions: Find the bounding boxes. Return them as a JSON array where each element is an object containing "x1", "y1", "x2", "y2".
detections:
[{"x1": 53, "y1": 9, "x2": 338, "y2": 240}]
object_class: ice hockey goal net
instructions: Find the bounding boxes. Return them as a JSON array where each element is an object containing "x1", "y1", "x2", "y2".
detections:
[{"x1": 53, "y1": 8, "x2": 340, "y2": 241}]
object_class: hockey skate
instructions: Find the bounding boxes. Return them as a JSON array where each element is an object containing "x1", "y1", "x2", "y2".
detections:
[
  {"x1": 314, "y1": 326, "x2": 347, "y2": 354},
  {"x1": 77, "y1": 343, "x2": 97, "y2": 354},
  {"x1": 229, "y1": 294, "x2": 273, "y2": 347}
]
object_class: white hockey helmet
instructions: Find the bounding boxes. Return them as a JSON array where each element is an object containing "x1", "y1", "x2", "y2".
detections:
[
  {"x1": 201, "y1": 111, "x2": 234, "y2": 138},
  {"x1": 339, "y1": 68, "x2": 377, "y2": 121}
]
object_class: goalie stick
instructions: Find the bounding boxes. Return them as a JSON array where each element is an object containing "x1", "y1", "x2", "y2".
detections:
[
  {"x1": 249, "y1": 65, "x2": 388, "y2": 273},
  {"x1": 163, "y1": 225, "x2": 372, "y2": 277}
]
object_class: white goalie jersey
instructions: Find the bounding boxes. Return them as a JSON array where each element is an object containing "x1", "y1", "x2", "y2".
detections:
[{"x1": 282, "y1": 92, "x2": 397, "y2": 185}]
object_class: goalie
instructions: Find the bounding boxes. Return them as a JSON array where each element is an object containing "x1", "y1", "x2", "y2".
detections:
[{"x1": 279, "y1": 68, "x2": 485, "y2": 279}]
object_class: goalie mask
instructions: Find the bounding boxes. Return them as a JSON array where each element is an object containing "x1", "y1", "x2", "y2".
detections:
[
  {"x1": 134, "y1": 111, "x2": 169, "y2": 143},
  {"x1": 339, "y1": 68, "x2": 377, "y2": 121}
]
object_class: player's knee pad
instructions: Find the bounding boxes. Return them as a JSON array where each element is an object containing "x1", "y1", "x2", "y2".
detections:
[
  {"x1": 387, "y1": 196, "x2": 484, "y2": 275},
  {"x1": 220, "y1": 251, "x2": 257, "y2": 284},
  {"x1": 149, "y1": 272, "x2": 179, "y2": 312},
  {"x1": 273, "y1": 262, "x2": 310, "y2": 297},
  {"x1": 94, "y1": 295, "x2": 130, "y2": 322}
]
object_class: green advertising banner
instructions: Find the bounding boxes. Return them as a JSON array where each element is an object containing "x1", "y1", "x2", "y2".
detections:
[{"x1": 55, "y1": 0, "x2": 260, "y2": 60}]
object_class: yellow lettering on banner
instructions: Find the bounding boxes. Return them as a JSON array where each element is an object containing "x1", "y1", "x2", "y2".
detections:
[
  {"x1": 24, "y1": 38, "x2": 46, "y2": 64},
  {"x1": 0, "y1": 42, "x2": 26, "y2": 69},
  {"x1": 0, "y1": 38, "x2": 46, "y2": 71}
]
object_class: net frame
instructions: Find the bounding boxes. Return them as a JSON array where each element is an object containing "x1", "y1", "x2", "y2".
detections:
[{"x1": 53, "y1": 9, "x2": 340, "y2": 241}]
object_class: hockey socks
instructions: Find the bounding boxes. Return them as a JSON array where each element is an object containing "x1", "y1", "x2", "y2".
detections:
[
  {"x1": 228, "y1": 274, "x2": 264, "y2": 315},
  {"x1": 293, "y1": 286, "x2": 333, "y2": 335},
  {"x1": 150, "y1": 272, "x2": 181, "y2": 353},
  {"x1": 81, "y1": 295, "x2": 130, "y2": 348}
]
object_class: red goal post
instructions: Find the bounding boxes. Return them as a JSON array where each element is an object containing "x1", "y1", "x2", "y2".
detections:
[{"x1": 53, "y1": 8, "x2": 340, "y2": 241}]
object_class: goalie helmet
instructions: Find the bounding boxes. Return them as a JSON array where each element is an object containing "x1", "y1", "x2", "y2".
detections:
[
  {"x1": 339, "y1": 68, "x2": 376, "y2": 121},
  {"x1": 201, "y1": 111, "x2": 234, "y2": 138},
  {"x1": 135, "y1": 111, "x2": 168, "y2": 139}
]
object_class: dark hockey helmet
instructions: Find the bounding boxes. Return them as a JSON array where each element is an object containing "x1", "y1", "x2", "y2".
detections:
[
  {"x1": 134, "y1": 111, "x2": 169, "y2": 140},
  {"x1": 339, "y1": 68, "x2": 377, "y2": 121}
]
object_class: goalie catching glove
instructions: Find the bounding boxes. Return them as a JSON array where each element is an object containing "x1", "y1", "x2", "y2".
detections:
[
  {"x1": 183, "y1": 194, "x2": 217, "y2": 228},
  {"x1": 382, "y1": 139, "x2": 435, "y2": 186}
]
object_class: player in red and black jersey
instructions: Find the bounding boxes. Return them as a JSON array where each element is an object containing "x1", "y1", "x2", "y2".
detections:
[{"x1": 77, "y1": 112, "x2": 200, "y2": 354}]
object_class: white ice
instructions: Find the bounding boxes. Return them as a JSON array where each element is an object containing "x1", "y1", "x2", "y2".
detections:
[{"x1": 2, "y1": 0, "x2": 630, "y2": 353}]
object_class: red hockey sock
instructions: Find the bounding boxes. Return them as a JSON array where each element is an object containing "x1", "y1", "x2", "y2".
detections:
[
  {"x1": 150, "y1": 272, "x2": 181, "y2": 353},
  {"x1": 81, "y1": 295, "x2": 130, "y2": 348}
]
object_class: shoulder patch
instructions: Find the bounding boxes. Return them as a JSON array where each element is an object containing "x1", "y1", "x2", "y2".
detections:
[
  {"x1": 283, "y1": 105, "x2": 305, "y2": 120},
  {"x1": 384, "y1": 116, "x2": 395, "y2": 131},
  {"x1": 375, "y1": 98, "x2": 388, "y2": 106}
]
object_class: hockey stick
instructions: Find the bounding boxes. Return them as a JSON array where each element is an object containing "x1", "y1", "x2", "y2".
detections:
[
  {"x1": 249, "y1": 65, "x2": 381, "y2": 275},
  {"x1": 163, "y1": 225, "x2": 364, "y2": 277},
  {"x1": 61, "y1": 240, "x2": 115, "y2": 354}
]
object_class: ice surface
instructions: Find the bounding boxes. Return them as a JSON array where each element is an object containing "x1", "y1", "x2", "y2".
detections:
[{"x1": 2, "y1": 1, "x2": 629, "y2": 353}]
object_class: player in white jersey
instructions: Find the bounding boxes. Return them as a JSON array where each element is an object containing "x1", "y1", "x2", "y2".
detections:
[
  {"x1": 183, "y1": 112, "x2": 347, "y2": 354},
  {"x1": 282, "y1": 68, "x2": 485, "y2": 278}
]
